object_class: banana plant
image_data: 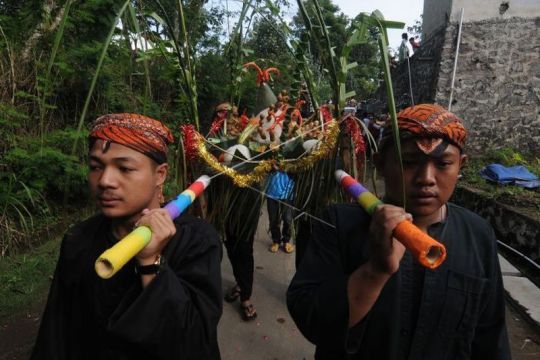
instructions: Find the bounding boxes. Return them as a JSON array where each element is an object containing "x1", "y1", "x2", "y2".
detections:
[
  {"x1": 296, "y1": 0, "x2": 379, "y2": 116},
  {"x1": 248, "y1": 1, "x2": 320, "y2": 110},
  {"x1": 357, "y1": 10, "x2": 406, "y2": 205}
]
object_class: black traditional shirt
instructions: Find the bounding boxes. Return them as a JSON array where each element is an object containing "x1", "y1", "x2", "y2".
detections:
[
  {"x1": 31, "y1": 213, "x2": 222, "y2": 360},
  {"x1": 287, "y1": 203, "x2": 510, "y2": 359}
]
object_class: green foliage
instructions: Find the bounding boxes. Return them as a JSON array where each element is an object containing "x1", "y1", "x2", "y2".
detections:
[
  {"x1": 0, "y1": 102, "x2": 27, "y2": 151},
  {"x1": 0, "y1": 236, "x2": 60, "y2": 318},
  {"x1": 292, "y1": 0, "x2": 387, "y2": 113},
  {"x1": 488, "y1": 148, "x2": 530, "y2": 167},
  {"x1": 3, "y1": 129, "x2": 88, "y2": 203},
  {"x1": 407, "y1": 16, "x2": 423, "y2": 40},
  {"x1": 0, "y1": 172, "x2": 47, "y2": 255}
]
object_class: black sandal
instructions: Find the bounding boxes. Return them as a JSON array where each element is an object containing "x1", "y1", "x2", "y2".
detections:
[
  {"x1": 240, "y1": 303, "x2": 257, "y2": 321},
  {"x1": 224, "y1": 285, "x2": 241, "y2": 303}
]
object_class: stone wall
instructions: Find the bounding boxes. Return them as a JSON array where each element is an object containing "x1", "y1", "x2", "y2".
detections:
[
  {"x1": 380, "y1": 16, "x2": 540, "y2": 156},
  {"x1": 452, "y1": 185, "x2": 540, "y2": 264},
  {"x1": 435, "y1": 17, "x2": 540, "y2": 155}
]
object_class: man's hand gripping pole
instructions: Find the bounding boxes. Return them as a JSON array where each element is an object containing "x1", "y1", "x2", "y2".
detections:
[
  {"x1": 335, "y1": 170, "x2": 446, "y2": 269},
  {"x1": 95, "y1": 175, "x2": 211, "y2": 279}
]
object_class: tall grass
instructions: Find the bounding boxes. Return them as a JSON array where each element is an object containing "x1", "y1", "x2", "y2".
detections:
[
  {"x1": 38, "y1": 0, "x2": 73, "y2": 153},
  {"x1": 0, "y1": 174, "x2": 48, "y2": 256},
  {"x1": 127, "y1": 1, "x2": 153, "y2": 111},
  {"x1": 0, "y1": 23, "x2": 16, "y2": 104}
]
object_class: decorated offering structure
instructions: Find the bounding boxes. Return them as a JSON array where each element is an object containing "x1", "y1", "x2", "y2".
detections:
[{"x1": 181, "y1": 62, "x2": 350, "y2": 188}]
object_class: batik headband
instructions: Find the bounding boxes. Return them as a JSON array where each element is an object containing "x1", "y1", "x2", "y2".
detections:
[
  {"x1": 379, "y1": 104, "x2": 467, "y2": 156},
  {"x1": 90, "y1": 113, "x2": 174, "y2": 164}
]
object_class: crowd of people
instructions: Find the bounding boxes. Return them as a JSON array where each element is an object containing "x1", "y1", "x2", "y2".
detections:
[{"x1": 30, "y1": 102, "x2": 510, "y2": 359}]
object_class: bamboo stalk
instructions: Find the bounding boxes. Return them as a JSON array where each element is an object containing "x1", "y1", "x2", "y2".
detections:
[{"x1": 71, "y1": 0, "x2": 131, "y2": 155}]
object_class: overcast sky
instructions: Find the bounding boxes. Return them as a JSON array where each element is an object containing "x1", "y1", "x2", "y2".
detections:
[
  {"x1": 209, "y1": 0, "x2": 424, "y2": 50},
  {"x1": 332, "y1": 0, "x2": 424, "y2": 49}
]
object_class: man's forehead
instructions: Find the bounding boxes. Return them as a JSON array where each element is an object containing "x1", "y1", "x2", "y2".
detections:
[
  {"x1": 401, "y1": 138, "x2": 461, "y2": 158},
  {"x1": 90, "y1": 139, "x2": 145, "y2": 160}
]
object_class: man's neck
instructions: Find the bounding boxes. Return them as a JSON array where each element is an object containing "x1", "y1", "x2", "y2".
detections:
[
  {"x1": 413, "y1": 204, "x2": 447, "y2": 232},
  {"x1": 110, "y1": 200, "x2": 161, "y2": 239},
  {"x1": 111, "y1": 215, "x2": 139, "y2": 240}
]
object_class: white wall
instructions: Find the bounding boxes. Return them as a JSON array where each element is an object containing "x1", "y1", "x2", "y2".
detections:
[
  {"x1": 450, "y1": 0, "x2": 540, "y2": 22},
  {"x1": 423, "y1": 0, "x2": 540, "y2": 39}
]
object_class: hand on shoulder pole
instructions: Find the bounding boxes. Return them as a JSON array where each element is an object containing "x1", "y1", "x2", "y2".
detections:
[
  {"x1": 335, "y1": 170, "x2": 446, "y2": 269},
  {"x1": 95, "y1": 175, "x2": 211, "y2": 279}
]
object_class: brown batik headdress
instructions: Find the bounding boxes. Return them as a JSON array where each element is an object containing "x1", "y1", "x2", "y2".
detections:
[
  {"x1": 379, "y1": 104, "x2": 467, "y2": 156},
  {"x1": 90, "y1": 113, "x2": 174, "y2": 164}
]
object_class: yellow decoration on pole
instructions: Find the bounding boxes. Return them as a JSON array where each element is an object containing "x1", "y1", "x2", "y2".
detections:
[
  {"x1": 182, "y1": 189, "x2": 196, "y2": 201},
  {"x1": 357, "y1": 192, "x2": 381, "y2": 212},
  {"x1": 95, "y1": 226, "x2": 152, "y2": 279}
]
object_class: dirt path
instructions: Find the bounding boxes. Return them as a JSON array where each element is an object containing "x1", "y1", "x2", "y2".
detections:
[{"x1": 0, "y1": 293, "x2": 45, "y2": 360}]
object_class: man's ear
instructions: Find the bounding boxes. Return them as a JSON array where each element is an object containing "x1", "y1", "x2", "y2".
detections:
[
  {"x1": 459, "y1": 153, "x2": 468, "y2": 170},
  {"x1": 155, "y1": 163, "x2": 168, "y2": 186}
]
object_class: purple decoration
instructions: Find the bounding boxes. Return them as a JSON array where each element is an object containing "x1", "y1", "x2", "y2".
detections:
[
  {"x1": 348, "y1": 183, "x2": 368, "y2": 199},
  {"x1": 164, "y1": 194, "x2": 192, "y2": 219}
]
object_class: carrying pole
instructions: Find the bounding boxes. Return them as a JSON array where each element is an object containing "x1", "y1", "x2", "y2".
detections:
[{"x1": 448, "y1": 8, "x2": 464, "y2": 111}]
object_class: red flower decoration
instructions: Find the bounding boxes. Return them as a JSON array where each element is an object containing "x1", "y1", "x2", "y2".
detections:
[
  {"x1": 320, "y1": 105, "x2": 333, "y2": 124},
  {"x1": 345, "y1": 115, "x2": 366, "y2": 155},
  {"x1": 180, "y1": 124, "x2": 199, "y2": 161}
]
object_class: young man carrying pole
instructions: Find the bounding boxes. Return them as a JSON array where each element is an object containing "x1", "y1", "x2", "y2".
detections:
[{"x1": 32, "y1": 113, "x2": 222, "y2": 359}]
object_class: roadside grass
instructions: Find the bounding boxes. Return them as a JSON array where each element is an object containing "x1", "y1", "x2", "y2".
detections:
[
  {"x1": 0, "y1": 237, "x2": 61, "y2": 319},
  {"x1": 0, "y1": 205, "x2": 95, "y2": 320},
  {"x1": 460, "y1": 149, "x2": 540, "y2": 212}
]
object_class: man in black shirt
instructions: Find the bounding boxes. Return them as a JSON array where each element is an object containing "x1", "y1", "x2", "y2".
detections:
[
  {"x1": 287, "y1": 104, "x2": 510, "y2": 359},
  {"x1": 32, "y1": 114, "x2": 222, "y2": 359}
]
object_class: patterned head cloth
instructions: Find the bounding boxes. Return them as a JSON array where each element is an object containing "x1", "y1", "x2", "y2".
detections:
[
  {"x1": 90, "y1": 113, "x2": 174, "y2": 164},
  {"x1": 379, "y1": 104, "x2": 467, "y2": 156}
]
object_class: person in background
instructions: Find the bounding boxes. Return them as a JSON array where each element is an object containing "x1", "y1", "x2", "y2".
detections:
[
  {"x1": 265, "y1": 168, "x2": 295, "y2": 254},
  {"x1": 409, "y1": 37, "x2": 420, "y2": 53},
  {"x1": 31, "y1": 113, "x2": 222, "y2": 360},
  {"x1": 398, "y1": 32, "x2": 410, "y2": 62},
  {"x1": 287, "y1": 104, "x2": 510, "y2": 359},
  {"x1": 209, "y1": 102, "x2": 262, "y2": 323}
]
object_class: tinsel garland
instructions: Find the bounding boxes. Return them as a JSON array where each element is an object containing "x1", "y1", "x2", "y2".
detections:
[
  {"x1": 195, "y1": 133, "x2": 275, "y2": 187},
  {"x1": 279, "y1": 120, "x2": 339, "y2": 173},
  {"x1": 187, "y1": 119, "x2": 340, "y2": 187}
]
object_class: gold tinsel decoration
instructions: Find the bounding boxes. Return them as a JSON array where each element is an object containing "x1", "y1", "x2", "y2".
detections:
[
  {"x1": 194, "y1": 120, "x2": 340, "y2": 187},
  {"x1": 195, "y1": 133, "x2": 274, "y2": 187},
  {"x1": 279, "y1": 120, "x2": 339, "y2": 173}
]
